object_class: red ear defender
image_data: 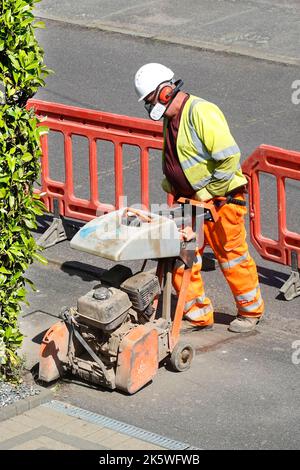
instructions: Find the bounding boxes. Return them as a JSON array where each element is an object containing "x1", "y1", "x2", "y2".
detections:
[{"x1": 158, "y1": 85, "x2": 173, "y2": 104}]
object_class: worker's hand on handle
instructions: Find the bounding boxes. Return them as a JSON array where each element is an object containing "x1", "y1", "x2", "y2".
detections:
[{"x1": 179, "y1": 226, "x2": 196, "y2": 241}]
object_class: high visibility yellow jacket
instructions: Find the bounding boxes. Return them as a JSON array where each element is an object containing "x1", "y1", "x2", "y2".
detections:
[{"x1": 162, "y1": 95, "x2": 247, "y2": 201}]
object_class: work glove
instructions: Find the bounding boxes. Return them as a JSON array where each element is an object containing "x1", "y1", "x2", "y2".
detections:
[{"x1": 178, "y1": 226, "x2": 197, "y2": 241}]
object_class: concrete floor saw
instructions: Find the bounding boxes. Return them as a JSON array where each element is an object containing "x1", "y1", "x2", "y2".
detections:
[{"x1": 38, "y1": 198, "x2": 217, "y2": 394}]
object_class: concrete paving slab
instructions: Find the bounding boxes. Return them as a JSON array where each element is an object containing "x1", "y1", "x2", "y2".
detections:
[
  {"x1": 23, "y1": 408, "x2": 82, "y2": 430},
  {"x1": 33, "y1": 436, "x2": 78, "y2": 450},
  {"x1": 0, "y1": 400, "x2": 192, "y2": 450},
  {"x1": 96, "y1": 431, "x2": 133, "y2": 448},
  {"x1": 113, "y1": 438, "x2": 165, "y2": 450},
  {"x1": 11, "y1": 414, "x2": 44, "y2": 430},
  {"x1": 59, "y1": 419, "x2": 106, "y2": 438},
  {"x1": 0, "y1": 425, "x2": 106, "y2": 450},
  {"x1": 0, "y1": 423, "x2": 30, "y2": 442},
  {"x1": 12, "y1": 439, "x2": 52, "y2": 451}
]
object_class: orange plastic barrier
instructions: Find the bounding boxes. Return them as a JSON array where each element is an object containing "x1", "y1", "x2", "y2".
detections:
[
  {"x1": 28, "y1": 99, "x2": 171, "y2": 221},
  {"x1": 242, "y1": 144, "x2": 300, "y2": 269},
  {"x1": 29, "y1": 100, "x2": 300, "y2": 278}
]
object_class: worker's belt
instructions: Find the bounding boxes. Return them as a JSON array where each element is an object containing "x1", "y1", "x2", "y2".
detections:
[
  {"x1": 204, "y1": 192, "x2": 247, "y2": 221},
  {"x1": 213, "y1": 194, "x2": 247, "y2": 208}
]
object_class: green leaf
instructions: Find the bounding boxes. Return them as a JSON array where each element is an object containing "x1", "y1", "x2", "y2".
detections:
[
  {"x1": 22, "y1": 152, "x2": 33, "y2": 162},
  {"x1": 0, "y1": 176, "x2": 10, "y2": 183},
  {"x1": 33, "y1": 21, "x2": 46, "y2": 29},
  {"x1": 12, "y1": 70, "x2": 20, "y2": 84},
  {"x1": 10, "y1": 226, "x2": 22, "y2": 232},
  {"x1": 5, "y1": 327, "x2": 12, "y2": 339},
  {"x1": 33, "y1": 252, "x2": 48, "y2": 265},
  {"x1": 26, "y1": 61, "x2": 40, "y2": 71},
  {"x1": 37, "y1": 126, "x2": 49, "y2": 136},
  {"x1": 7, "y1": 155, "x2": 16, "y2": 173},
  {"x1": 31, "y1": 206, "x2": 44, "y2": 216},
  {"x1": 7, "y1": 54, "x2": 21, "y2": 70},
  {"x1": 0, "y1": 267, "x2": 11, "y2": 274},
  {"x1": 24, "y1": 218, "x2": 36, "y2": 229},
  {"x1": 16, "y1": 287, "x2": 26, "y2": 298},
  {"x1": 19, "y1": 4, "x2": 31, "y2": 13},
  {"x1": 24, "y1": 277, "x2": 37, "y2": 291},
  {"x1": 0, "y1": 188, "x2": 7, "y2": 198}
]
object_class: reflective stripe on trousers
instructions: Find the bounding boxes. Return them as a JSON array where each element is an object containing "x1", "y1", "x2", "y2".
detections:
[
  {"x1": 172, "y1": 250, "x2": 214, "y2": 326},
  {"x1": 184, "y1": 305, "x2": 213, "y2": 321}
]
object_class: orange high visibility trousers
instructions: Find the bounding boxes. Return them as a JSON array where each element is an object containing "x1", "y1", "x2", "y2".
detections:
[{"x1": 172, "y1": 195, "x2": 264, "y2": 326}]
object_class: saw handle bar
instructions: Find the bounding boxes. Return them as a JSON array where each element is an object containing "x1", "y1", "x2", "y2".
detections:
[
  {"x1": 176, "y1": 197, "x2": 219, "y2": 223},
  {"x1": 122, "y1": 196, "x2": 236, "y2": 226},
  {"x1": 123, "y1": 207, "x2": 153, "y2": 223}
]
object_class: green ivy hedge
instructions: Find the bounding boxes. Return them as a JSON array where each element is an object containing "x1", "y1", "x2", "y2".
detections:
[{"x1": 0, "y1": 0, "x2": 51, "y2": 380}]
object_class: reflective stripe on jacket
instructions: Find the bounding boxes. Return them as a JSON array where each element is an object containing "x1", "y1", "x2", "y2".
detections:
[{"x1": 162, "y1": 95, "x2": 247, "y2": 200}]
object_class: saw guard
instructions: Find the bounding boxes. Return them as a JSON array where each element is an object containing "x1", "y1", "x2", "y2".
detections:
[
  {"x1": 39, "y1": 321, "x2": 69, "y2": 382},
  {"x1": 115, "y1": 325, "x2": 159, "y2": 394}
]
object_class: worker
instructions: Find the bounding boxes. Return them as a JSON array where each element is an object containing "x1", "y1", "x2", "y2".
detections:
[{"x1": 134, "y1": 63, "x2": 264, "y2": 333}]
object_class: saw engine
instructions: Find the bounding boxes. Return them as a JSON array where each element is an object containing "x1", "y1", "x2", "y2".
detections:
[{"x1": 39, "y1": 268, "x2": 170, "y2": 394}]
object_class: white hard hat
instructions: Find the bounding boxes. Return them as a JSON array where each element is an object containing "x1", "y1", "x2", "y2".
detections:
[{"x1": 134, "y1": 63, "x2": 174, "y2": 102}]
